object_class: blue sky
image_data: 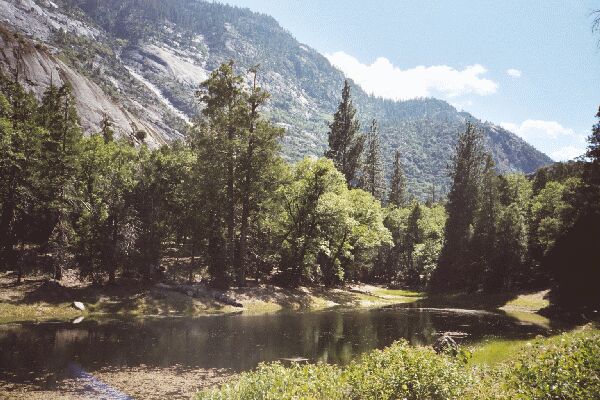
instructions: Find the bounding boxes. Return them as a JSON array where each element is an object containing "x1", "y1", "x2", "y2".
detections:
[{"x1": 221, "y1": 0, "x2": 600, "y2": 161}]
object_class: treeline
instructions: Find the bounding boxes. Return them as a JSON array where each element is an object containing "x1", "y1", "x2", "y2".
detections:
[
  {"x1": 427, "y1": 115, "x2": 600, "y2": 311},
  {"x1": 1, "y1": 62, "x2": 598, "y2": 310},
  {"x1": 0, "y1": 65, "x2": 391, "y2": 288}
]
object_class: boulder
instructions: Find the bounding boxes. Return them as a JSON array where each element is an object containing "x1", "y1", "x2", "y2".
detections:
[
  {"x1": 72, "y1": 301, "x2": 85, "y2": 311},
  {"x1": 433, "y1": 334, "x2": 458, "y2": 356}
]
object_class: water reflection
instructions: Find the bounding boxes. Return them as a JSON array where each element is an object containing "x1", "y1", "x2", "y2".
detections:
[{"x1": 0, "y1": 307, "x2": 552, "y2": 383}]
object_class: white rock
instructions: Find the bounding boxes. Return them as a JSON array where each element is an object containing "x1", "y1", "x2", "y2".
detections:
[{"x1": 73, "y1": 301, "x2": 85, "y2": 311}]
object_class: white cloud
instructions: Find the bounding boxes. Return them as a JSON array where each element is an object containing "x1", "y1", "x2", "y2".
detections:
[
  {"x1": 550, "y1": 146, "x2": 585, "y2": 161},
  {"x1": 501, "y1": 120, "x2": 574, "y2": 139},
  {"x1": 325, "y1": 51, "x2": 498, "y2": 101},
  {"x1": 500, "y1": 120, "x2": 587, "y2": 161},
  {"x1": 506, "y1": 68, "x2": 522, "y2": 78}
]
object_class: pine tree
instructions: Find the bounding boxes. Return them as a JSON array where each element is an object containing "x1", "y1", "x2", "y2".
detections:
[
  {"x1": 472, "y1": 154, "x2": 500, "y2": 292},
  {"x1": 430, "y1": 122, "x2": 485, "y2": 293},
  {"x1": 404, "y1": 202, "x2": 424, "y2": 285},
  {"x1": 325, "y1": 80, "x2": 364, "y2": 186},
  {"x1": 194, "y1": 62, "x2": 283, "y2": 287},
  {"x1": 360, "y1": 119, "x2": 385, "y2": 201},
  {"x1": 388, "y1": 150, "x2": 406, "y2": 207},
  {"x1": 196, "y1": 61, "x2": 246, "y2": 287},
  {"x1": 37, "y1": 83, "x2": 82, "y2": 273},
  {"x1": 583, "y1": 106, "x2": 600, "y2": 212},
  {"x1": 0, "y1": 73, "x2": 43, "y2": 269},
  {"x1": 236, "y1": 66, "x2": 283, "y2": 285}
]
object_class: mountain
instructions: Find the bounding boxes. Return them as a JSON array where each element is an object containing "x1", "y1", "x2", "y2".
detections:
[{"x1": 0, "y1": 0, "x2": 552, "y2": 197}]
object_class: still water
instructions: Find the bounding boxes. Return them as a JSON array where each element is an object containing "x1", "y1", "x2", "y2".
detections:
[{"x1": 0, "y1": 305, "x2": 553, "y2": 383}]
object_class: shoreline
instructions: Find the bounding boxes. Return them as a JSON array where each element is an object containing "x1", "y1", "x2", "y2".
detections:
[{"x1": 0, "y1": 272, "x2": 424, "y2": 325}]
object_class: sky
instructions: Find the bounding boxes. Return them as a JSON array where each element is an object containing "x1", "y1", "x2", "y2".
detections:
[{"x1": 220, "y1": 0, "x2": 600, "y2": 161}]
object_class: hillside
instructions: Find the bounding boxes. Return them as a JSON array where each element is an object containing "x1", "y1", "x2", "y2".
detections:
[{"x1": 0, "y1": 0, "x2": 552, "y2": 197}]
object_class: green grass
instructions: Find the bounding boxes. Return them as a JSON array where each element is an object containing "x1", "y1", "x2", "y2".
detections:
[
  {"x1": 469, "y1": 338, "x2": 530, "y2": 365},
  {"x1": 0, "y1": 302, "x2": 83, "y2": 323},
  {"x1": 500, "y1": 290, "x2": 549, "y2": 313},
  {"x1": 502, "y1": 310, "x2": 551, "y2": 328}
]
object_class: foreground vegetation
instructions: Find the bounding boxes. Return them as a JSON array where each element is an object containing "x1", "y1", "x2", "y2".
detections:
[{"x1": 197, "y1": 326, "x2": 600, "y2": 400}]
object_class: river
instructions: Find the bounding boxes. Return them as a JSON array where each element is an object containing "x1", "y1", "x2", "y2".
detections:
[{"x1": 0, "y1": 304, "x2": 555, "y2": 388}]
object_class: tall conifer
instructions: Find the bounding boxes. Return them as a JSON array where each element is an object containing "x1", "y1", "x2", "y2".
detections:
[
  {"x1": 430, "y1": 122, "x2": 485, "y2": 293},
  {"x1": 388, "y1": 150, "x2": 406, "y2": 207},
  {"x1": 326, "y1": 80, "x2": 364, "y2": 186},
  {"x1": 360, "y1": 119, "x2": 385, "y2": 201}
]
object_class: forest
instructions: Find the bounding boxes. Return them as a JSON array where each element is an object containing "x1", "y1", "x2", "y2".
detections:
[{"x1": 0, "y1": 59, "x2": 599, "y2": 312}]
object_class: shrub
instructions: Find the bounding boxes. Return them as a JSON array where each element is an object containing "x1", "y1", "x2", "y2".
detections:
[
  {"x1": 197, "y1": 362, "x2": 347, "y2": 400},
  {"x1": 198, "y1": 329, "x2": 600, "y2": 400},
  {"x1": 344, "y1": 340, "x2": 471, "y2": 400},
  {"x1": 502, "y1": 328, "x2": 600, "y2": 399}
]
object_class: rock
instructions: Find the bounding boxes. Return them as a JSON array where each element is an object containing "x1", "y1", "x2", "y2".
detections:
[
  {"x1": 72, "y1": 316, "x2": 85, "y2": 324},
  {"x1": 155, "y1": 283, "x2": 172, "y2": 290},
  {"x1": 433, "y1": 333, "x2": 458, "y2": 356},
  {"x1": 280, "y1": 357, "x2": 309, "y2": 363},
  {"x1": 214, "y1": 293, "x2": 243, "y2": 308},
  {"x1": 72, "y1": 301, "x2": 85, "y2": 311}
]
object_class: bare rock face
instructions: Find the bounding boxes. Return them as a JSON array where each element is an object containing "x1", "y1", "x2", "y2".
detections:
[
  {"x1": 0, "y1": 0, "x2": 552, "y2": 197},
  {"x1": 0, "y1": 28, "x2": 168, "y2": 146}
]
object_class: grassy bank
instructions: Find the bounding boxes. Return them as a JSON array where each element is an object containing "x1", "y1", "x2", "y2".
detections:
[
  {"x1": 0, "y1": 273, "x2": 422, "y2": 324},
  {"x1": 198, "y1": 325, "x2": 600, "y2": 400},
  {"x1": 0, "y1": 302, "x2": 84, "y2": 324}
]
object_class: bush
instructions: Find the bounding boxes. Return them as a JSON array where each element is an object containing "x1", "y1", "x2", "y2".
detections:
[
  {"x1": 345, "y1": 340, "x2": 470, "y2": 400},
  {"x1": 197, "y1": 362, "x2": 347, "y2": 400},
  {"x1": 502, "y1": 328, "x2": 600, "y2": 399}
]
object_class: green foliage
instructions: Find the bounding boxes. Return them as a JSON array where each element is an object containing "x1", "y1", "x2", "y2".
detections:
[
  {"x1": 198, "y1": 362, "x2": 347, "y2": 400},
  {"x1": 375, "y1": 203, "x2": 445, "y2": 286},
  {"x1": 494, "y1": 174, "x2": 532, "y2": 289},
  {"x1": 0, "y1": 72, "x2": 44, "y2": 266},
  {"x1": 529, "y1": 178, "x2": 579, "y2": 267},
  {"x1": 583, "y1": 106, "x2": 600, "y2": 211},
  {"x1": 191, "y1": 61, "x2": 283, "y2": 287},
  {"x1": 500, "y1": 329, "x2": 600, "y2": 399},
  {"x1": 345, "y1": 340, "x2": 470, "y2": 400},
  {"x1": 326, "y1": 80, "x2": 365, "y2": 187},
  {"x1": 359, "y1": 119, "x2": 385, "y2": 201},
  {"x1": 276, "y1": 157, "x2": 391, "y2": 286},
  {"x1": 75, "y1": 135, "x2": 138, "y2": 282},
  {"x1": 431, "y1": 122, "x2": 486, "y2": 293},
  {"x1": 388, "y1": 149, "x2": 407, "y2": 207}
]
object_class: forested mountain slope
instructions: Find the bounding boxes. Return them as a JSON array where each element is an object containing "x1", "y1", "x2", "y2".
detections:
[{"x1": 0, "y1": 0, "x2": 552, "y2": 196}]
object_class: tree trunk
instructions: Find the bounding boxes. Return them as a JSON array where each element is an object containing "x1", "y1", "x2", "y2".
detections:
[
  {"x1": 16, "y1": 241, "x2": 24, "y2": 285},
  {"x1": 227, "y1": 127, "x2": 236, "y2": 282},
  {"x1": 189, "y1": 239, "x2": 195, "y2": 283},
  {"x1": 0, "y1": 170, "x2": 17, "y2": 266},
  {"x1": 238, "y1": 205, "x2": 248, "y2": 286},
  {"x1": 238, "y1": 135, "x2": 255, "y2": 287}
]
